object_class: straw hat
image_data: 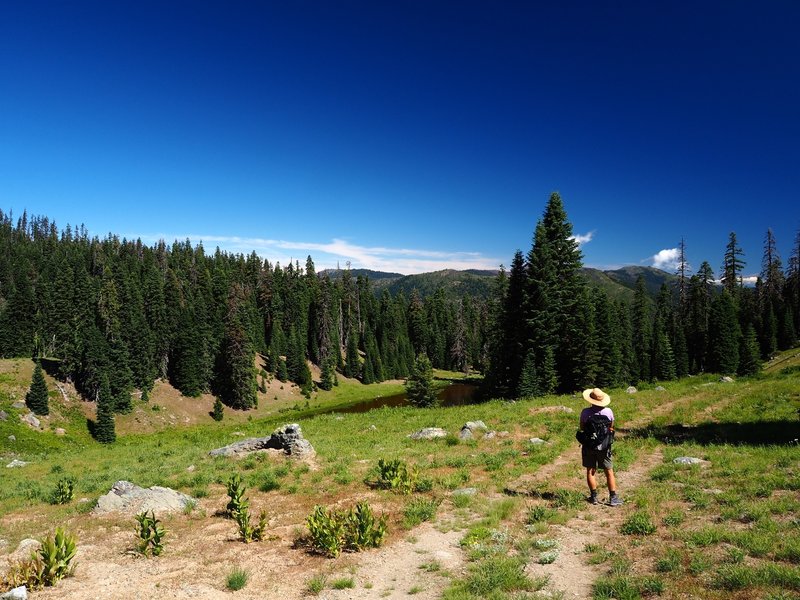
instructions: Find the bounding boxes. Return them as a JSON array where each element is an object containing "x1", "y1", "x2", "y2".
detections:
[{"x1": 582, "y1": 387, "x2": 611, "y2": 407}]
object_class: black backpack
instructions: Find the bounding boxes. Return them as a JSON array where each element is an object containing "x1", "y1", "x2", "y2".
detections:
[{"x1": 576, "y1": 414, "x2": 613, "y2": 451}]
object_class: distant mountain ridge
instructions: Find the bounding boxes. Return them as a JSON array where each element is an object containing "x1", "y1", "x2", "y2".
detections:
[{"x1": 321, "y1": 266, "x2": 676, "y2": 300}]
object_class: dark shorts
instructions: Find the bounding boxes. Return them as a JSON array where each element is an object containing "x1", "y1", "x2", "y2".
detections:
[{"x1": 582, "y1": 446, "x2": 613, "y2": 470}]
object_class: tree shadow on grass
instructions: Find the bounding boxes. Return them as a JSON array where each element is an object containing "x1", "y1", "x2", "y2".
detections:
[{"x1": 624, "y1": 420, "x2": 800, "y2": 446}]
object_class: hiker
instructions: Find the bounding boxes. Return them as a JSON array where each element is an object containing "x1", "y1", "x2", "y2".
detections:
[{"x1": 578, "y1": 387, "x2": 623, "y2": 506}]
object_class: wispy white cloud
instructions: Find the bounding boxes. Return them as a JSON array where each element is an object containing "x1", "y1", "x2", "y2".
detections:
[
  {"x1": 651, "y1": 248, "x2": 680, "y2": 271},
  {"x1": 741, "y1": 275, "x2": 758, "y2": 287},
  {"x1": 134, "y1": 234, "x2": 502, "y2": 275},
  {"x1": 569, "y1": 231, "x2": 594, "y2": 246}
]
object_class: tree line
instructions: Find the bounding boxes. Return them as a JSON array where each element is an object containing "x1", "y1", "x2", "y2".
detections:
[
  {"x1": 0, "y1": 210, "x2": 489, "y2": 422},
  {"x1": 484, "y1": 193, "x2": 800, "y2": 398}
]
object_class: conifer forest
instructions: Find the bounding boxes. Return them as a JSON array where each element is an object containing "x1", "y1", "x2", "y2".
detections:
[{"x1": 1, "y1": 194, "x2": 798, "y2": 428}]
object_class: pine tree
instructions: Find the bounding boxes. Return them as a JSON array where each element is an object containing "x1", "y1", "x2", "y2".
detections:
[
  {"x1": 737, "y1": 324, "x2": 761, "y2": 376},
  {"x1": 95, "y1": 374, "x2": 117, "y2": 444},
  {"x1": 26, "y1": 361, "x2": 50, "y2": 416},
  {"x1": 406, "y1": 353, "x2": 437, "y2": 407},
  {"x1": 319, "y1": 354, "x2": 337, "y2": 390},
  {"x1": 212, "y1": 397, "x2": 224, "y2": 421},
  {"x1": 218, "y1": 285, "x2": 258, "y2": 410},
  {"x1": 344, "y1": 324, "x2": 361, "y2": 379},
  {"x1": 517, "y1": 349, "x2": 538, "y2": 397},
  {"x1": 631, "y1": 276, "x2": 652, "y2": 382},
  {"x1": 687, "y1": 262, "x2": 715, "y2": 372},
  {"x1": 708, "y1": 290, "x2": 740, "y2": 375},
  {"x1": 720, "y1": 232, "x2": 745, "y2": 294}
]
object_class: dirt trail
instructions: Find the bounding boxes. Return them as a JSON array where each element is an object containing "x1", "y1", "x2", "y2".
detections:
[{"x1": 525, "y1": 448, "x2": 663, "y2": 599}]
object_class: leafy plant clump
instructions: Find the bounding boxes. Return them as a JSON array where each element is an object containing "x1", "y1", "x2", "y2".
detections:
[
  {"x1": 225, "y1": 473, "x2": 267, "y2": 542},
  {"x1": 375, "y1": 458, "x2": 418, "y2": 494},
  {"x1": 212, "y1": 397, "x2": 224, "y2": 421},
  {"x1": 49, "y1": 477, "x2": 75, "y2": 505},
  {"x1": 135, "y1": 511, "x2": 166, "y2": 556},
  {"x1": 3, "y1": 528, "x2": 77, "y2": 590},
  {"x1": 306, "y1": 502, "x2": 388, "y2": 557}
]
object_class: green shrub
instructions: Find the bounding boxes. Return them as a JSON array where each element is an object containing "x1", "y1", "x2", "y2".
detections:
[
  {"x1": 306, "y1": 574, "x2": 327, "y2": 595},
  {"x1": 403, "y1": 497, "x2": 441, "y2": 529},
  {"x1": 655, "y1": 548, "x2": 682, "y2": 572},
  {"x1": 331, "y1": 576, "x2": 355, "y2": 589},
  {"x1": 306, "y1": 503, "x2": 387, "y2": 557},
  {"x1": 620, "y1": 512, "x2": 656, "y2": 536},
  {"x1": 375, "y1": 458, "x2": 417, "y2": 494},
  {"x1": 662, "y1": 509, "x2": 685, "y2": 527},
  {"x1": 135, "y1": 511, "x2": 166, "y2": 556},
  {"x1": 226, "y1": 566, "x2": 249, "y2": 591},
  {"x1": 49, "y1": 478, "x2": 75, "y2": 505},
  {"x1": 211, "y1": 398, "x2": 224, "y2": 421},
  {"x1": 526, "y1": 504, "x2": 555, "y2": 524},
  {"x1": 236, "y1": 506, "x2": 267, "y2": 543}
]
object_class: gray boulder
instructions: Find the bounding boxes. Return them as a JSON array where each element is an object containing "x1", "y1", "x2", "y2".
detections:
[
  {"x1": 93, "y1": 480, "x2": 196, "y2": 515},
  {"x1": 55, "y1": 428, "x2": 66, "y2": 436},
  {"x1": 626, "y1": 386, "x2": 637, "y2": 394},
  {"x1": 11, "y1": 402, "x2": 25, "y2": 410},
  {"x1": 6, "y1": 459, "x2": 29, "y2": 468},
  {"x1": 458, "y1": 420, "x2": 488, "y2": 440},
  {"x1": 209, "y1": 423, "x2": 315, "y2": 459},
  {"x1": 673, "y1": 456, "x2": 705, "y2": 465},
  {"x1": 655, "y1": 386, "x2": 666, "y2": 392},
  {"x1": 8, "y1": 539, "x2": 40, "y2": 562},
  {"x1": 0, "y1": 410, "x2": 7, "y2": 421},
  {"x1": 528, "y1": 437, "x2": 547, "y2": 445},
  {"x1": 452, "y1": 487, "x2": 477, "y2": 497},
  {"x1": 408, "y1": 427, "x2": 448, "y2": 440},
  {"x1": 0, "y1": 585, "x2": 27, "y2": 600},
  {"x1": 720, "y1": 376, "x2": 734, "y2": 383},
  {"x1": 20, "y1": 413, "x2": 40, "y2": 429},
  {"x1": 458, "y1": 428, "x2": 473, "y2": 441},
  {"x1": 7, "y1": 435, "x2": 15, "y2": 442}
]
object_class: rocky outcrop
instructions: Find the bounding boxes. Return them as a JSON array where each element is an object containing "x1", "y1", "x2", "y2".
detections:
[
  {"x1": 0, "y1": 585, "x2": 27, "y2": 599},
  {"x1": 93, "y1": 481, "x2": 195, "y2": 515},
  {"x1": 209, "y1": 423, "x2": 315, "y2": 459}
]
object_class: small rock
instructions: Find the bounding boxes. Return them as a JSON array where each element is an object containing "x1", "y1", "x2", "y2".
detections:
[
  {"x1": 186, "y1": 465, "x2": 196, "y2": 472},
  {"x1": 701, "y1": 382, "x2": 716, "y2": 387},
  {"x1": 497, "y1": 431, "x2": 510, "y2": 437},
  {"x1": 452, "y1": 487, "x2": 477, "y2": 496},
  {"x1": 334, "y1": 416, "x2": 344, "y2": 420},
  {"x1": 408, "y1": 427, "x2": 448, "y2": 440},
  {"x1": 6, "y1": 459, "x2": 29, "y2": 468},
  {"x1": 719, "y1": 376, "x2": 734, "y2": 383},
  {"x1": 528, "y1": 437, "x2": 547, "y2": 445},
  {"x1": 458, "y1": 428, "x2": 473, "y2": 441},
  {"x1": 232, "y1": 431, "x2": 245, "y2": 436},
  {"x1": 11, "y1": 401, "x2": 25, "y2": 409},
  {"x1": 626, "y1": 386, "x2": 637, "y2": 394},
  {"x1": 367, "y1": 425, "x2": 377, "y2": 431},
  {"x1": 8, "y1": 435, "x2": 15, "y2": 442},
  {"x1": 655, "y1": 386, "x2": 666, "y2": 392},
  {"x1": 484, "y1": 431, "x2": 497, "y2": 439},
  {"x1": 0, "y1": 410, "x2": 8, "y2": 421},
  {"x1": 55, "y1": 428, "x2": 66, "y2": 436},
  {"x1": 20, "y1": 412, "x2": 40, "y2": 429},
  {"x1": 9, "y1": 539, "x2": 40, "y2": 562},
  {"x1": 0, "y1": 585, "x2": 28, "y2": 599},
  {"x1": 674, "y1": 456, "x2": 705, "y2": 465},
  {"x1": 463, "y1": 420, "x2": 488, "y2": 431}
]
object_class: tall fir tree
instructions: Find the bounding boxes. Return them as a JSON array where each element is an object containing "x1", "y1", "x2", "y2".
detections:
[
  {"x1": 737, "y1": 324, "x2": 761, "y2": 376},
  {"x1": 95, "y1": 374, "x2": 117, "y2": 444},
  {"x1": 708, "y1": 290, "x2": 740, "y2": 375},
  {"x1": 720, "y1": 232, "x2": 745, "y2": 294},
  {"x1": 26, "y1": 361, "x2": 50, "y2": 416},
  {"x1": 406, "y1": 353, "x2": 437, "y2": 407},
  {"x1": 631, "y1": 276, "x2": 652, "y2": 382}
]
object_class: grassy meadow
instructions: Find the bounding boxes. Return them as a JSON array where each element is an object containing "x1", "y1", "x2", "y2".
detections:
[{"x1": 1, "y1": 351, "x2": 799, "y2": 598}]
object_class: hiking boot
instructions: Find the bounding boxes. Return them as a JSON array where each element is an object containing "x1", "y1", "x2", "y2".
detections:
[
  {"x1": 587, "y1": 494, "x2": 599, "y2": 505},
  {"x1": 609, "y1": 495, "x2": 624, "y2": 507}
]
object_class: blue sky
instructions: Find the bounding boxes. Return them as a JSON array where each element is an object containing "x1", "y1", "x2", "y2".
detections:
[{"x1": 1, "y1": 1, "x2": 798, "y2": 276}]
